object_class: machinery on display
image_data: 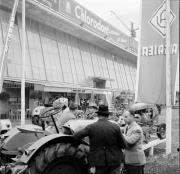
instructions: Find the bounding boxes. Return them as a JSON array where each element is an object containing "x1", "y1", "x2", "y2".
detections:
[
  {"x1": 0, "y1": 98, "x2": 166, "y2": 174},
  {"x1": 0, "y1": 98, "x2": 92, "y2": 174},
  {"x1": 130, "y1": 103, "x2": 166, "y2": 143}
]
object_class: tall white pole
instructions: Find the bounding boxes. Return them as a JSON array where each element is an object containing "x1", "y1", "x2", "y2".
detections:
[
  {"x1": 165, "y1": 0, "x2": 172, "y2": 155},
  {"x1": 21, "y1": 0, "x2": 26, "y2": 125}
]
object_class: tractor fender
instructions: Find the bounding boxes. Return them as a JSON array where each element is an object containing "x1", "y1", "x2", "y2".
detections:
[{"x1": 19, "y1": 133, "x2": 79, "y2": 164}]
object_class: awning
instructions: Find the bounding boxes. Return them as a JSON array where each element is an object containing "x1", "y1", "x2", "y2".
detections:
[{"x1": 34, "y1": 83, "x2": 120, "y2": 94}]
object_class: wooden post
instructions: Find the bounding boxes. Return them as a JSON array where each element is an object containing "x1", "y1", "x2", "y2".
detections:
[
  {"x1": 149, "y1": 146, "x2": 154, "y2": 156},
  {"x1": 21, "y1": 0, "x2": 26, "y2": 125}
]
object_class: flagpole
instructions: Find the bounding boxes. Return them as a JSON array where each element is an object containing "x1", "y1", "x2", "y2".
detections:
[
  {"x1": 135, "y1": 0, "x2": 142, "y2": 102},
  {"x1": 21, "y1": 0, "x2": 26, "y2": 125},
  {"x1": 165, "y1": 0, "x2": 172, "y2": 155}
]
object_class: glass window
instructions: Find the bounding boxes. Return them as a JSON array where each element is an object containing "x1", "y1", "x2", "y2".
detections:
[
  {"x1": 0, "y1": 10, "x2": 8, "y2": 77},
  {"x1": 117, "y1": 57, "x2": 128, "y2": 90},
  {"x1": 17, "y1": 16, "x2": 33, "y2": 79},
  {"x1": 128, "y1": 62, "x2": 136, "y2": 90},
  {"x1": 93, "y1": 46, "x2": 104, "y2": 78},
  {"x1": 104, "y1": 53, "x2": 118, "y2": 89},
  {"x1": 1, "y1": 10, "x2": 21, "y2": 78},
  {"x1": 68, "y1": 35, "x2": 85, "y2": 84},
  {"x1": 65, "y1": 34, "x2": 78, "y2": 84},
  {"x1": 78, "y1": 40, "x2": 94, "y2": 79},
  {"x1": 113, "y1": 56, "x2": 124, "y2": 89},
  {"x1": 39, "y1": 23, "x2": 64, "y2": 82},
  {"x1": 26, "y1": 20, "x2": 46, "y2": 81},
  {"x1": 132, "y1": 66, "x2": 137, "y2": 86},
  {"x1": 96, "y1": 49, "x2": 111, "y2": 88},
  {"x1": 56, "y1": 30, "x2": 73, "y2": 83},
  {"x1": 88, "y1": 45, "x2": 101, "y2": 77},
  {"x1": 0, "y1": 12, "x2": 4, "y2": 63},
  {"x1": 123, "y1": 59, "x2": 134, "y2": 90}
]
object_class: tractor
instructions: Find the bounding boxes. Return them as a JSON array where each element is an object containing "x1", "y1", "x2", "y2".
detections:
[
  {"x1": 0, "y1": 98, "x2": 95, "y2": 174},
  {"x1": 0, "y1": 96, "x2": 121, "y2": 174}
]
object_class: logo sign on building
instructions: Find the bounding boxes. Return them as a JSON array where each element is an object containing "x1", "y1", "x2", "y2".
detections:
[
  {"x1": 136, "y1": 0, "x2": 179, "y2": 104},
  {"x1": 35, "y1": 0, "x2": 136, "y2": 53},
  {"x1": 149, "y1": 0, "x2": 176, "y2": 38}
]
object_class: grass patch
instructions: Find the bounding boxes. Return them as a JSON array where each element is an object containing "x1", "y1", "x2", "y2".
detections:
[{"x1": 144, "y1": 108, "x2": 179, "y2": 174}]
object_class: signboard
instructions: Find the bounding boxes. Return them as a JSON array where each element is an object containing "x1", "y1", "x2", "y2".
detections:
[
  {"x1": 136, "y1": 0, "x2": 179, "y2": 104},
  {"x1": 34, "y1": 0, "x2": 137, "y2": 53}
]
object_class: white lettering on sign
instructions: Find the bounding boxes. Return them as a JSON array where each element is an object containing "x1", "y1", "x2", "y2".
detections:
[
  {"x1": 141, "y1": 44, "x2": 178, "y2": 56},
  {"x1": 75, "y1": 5, "x2": 110, "y2": 35}
]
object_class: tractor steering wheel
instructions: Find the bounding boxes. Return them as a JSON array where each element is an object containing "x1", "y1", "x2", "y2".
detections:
[{"x1": 40, "y1": 107, "x2": 62, "y2": 134}]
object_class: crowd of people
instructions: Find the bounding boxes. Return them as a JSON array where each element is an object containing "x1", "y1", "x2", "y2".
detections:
[
  {"x1": 41, "y1": 97, "x2": 146, "y2": 174},
  {"x1": 31, "y1": 96, "x2": 165, "y2": 174},
  {"x1": 72, "y1": 105, "x2": 146, "y2": 174}
]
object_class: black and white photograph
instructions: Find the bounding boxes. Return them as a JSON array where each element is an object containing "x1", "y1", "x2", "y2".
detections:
[{"x1": 0, "y1": 0, "x2": 179, "y2": 173}]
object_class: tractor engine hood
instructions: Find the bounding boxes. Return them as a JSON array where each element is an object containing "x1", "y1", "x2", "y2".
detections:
[{"x1": 0, "y1": 125, "x2": 47, "y2": 154}]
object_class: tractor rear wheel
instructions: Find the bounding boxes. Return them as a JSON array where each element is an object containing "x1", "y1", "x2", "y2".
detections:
[{"x1": 29, "y1": 143, "x2": 89, "y2": 174}]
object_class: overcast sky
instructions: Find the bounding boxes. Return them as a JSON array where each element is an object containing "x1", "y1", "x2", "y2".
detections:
[{"x1": 76, "y1": 0, "x2": 141, "y2": 37}]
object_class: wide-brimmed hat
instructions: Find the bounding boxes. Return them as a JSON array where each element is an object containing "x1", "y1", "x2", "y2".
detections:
[
  {"x1": 96, "y1": 105, "x2": 110, "y2": 116},
  {"x1": 88, "y1": 103, "x2": 98, "y2": 109}
]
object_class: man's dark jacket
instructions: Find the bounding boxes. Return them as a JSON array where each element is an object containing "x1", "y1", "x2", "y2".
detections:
[{"x1": 73, "y1": 118, "x2": 126, "y2": 166}]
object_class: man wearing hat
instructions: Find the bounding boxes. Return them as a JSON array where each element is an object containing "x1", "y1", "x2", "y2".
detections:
[
  {"x1": 86, "y1": 103, "x2": 98, "y2": 119},
  {"x1": 73, "y1": 105, "x2": 126, "y2": 174}
]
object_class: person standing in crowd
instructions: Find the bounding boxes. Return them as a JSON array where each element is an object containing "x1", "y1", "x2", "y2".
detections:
[
  {"x1": 123, "y1": 109, "x2": 146, "y2": 174},
  {"x1": 73, "y1": 105, "x2": 126, "y2": 174},
  {"x1": 56, "y1": 102, "x2": 77, "y2": 127},
  {"x1": 86, "y1": 103, "x2": 98, "y2": 119}
]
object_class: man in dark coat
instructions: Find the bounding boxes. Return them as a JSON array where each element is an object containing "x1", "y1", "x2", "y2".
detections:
[{"x1": 73, "y1": 105, "x2": 126, "y2": 174}]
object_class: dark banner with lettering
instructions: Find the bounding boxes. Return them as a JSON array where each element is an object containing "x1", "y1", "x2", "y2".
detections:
[{"x1": 34, "y1": 0, "x2": 137, "y2": 53}]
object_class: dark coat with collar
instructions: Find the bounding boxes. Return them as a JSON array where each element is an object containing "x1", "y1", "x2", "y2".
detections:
[{"x1": 73, "y1": 117, "x2": 126, "y2": 166}]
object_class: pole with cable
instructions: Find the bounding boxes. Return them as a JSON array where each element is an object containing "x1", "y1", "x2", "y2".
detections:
[
  {"x1": 165, "y1": 0, "x2": 172, "y2": 155},
  {"x1": 21, "y1": 0, "x2": 26, "y2": 125}
]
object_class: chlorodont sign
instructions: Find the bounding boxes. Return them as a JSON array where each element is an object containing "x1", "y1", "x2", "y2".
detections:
[{"x1": 35, "y1": 0, "x2": 137, "y2": 52}]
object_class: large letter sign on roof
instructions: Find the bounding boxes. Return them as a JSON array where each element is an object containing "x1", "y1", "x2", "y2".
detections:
[
  {"x1": 135, "y1": 0, "x2": 179, "y2": 104},
  {"x1": 35, "y1": 0, "x2": 137, "y2": 53}
]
